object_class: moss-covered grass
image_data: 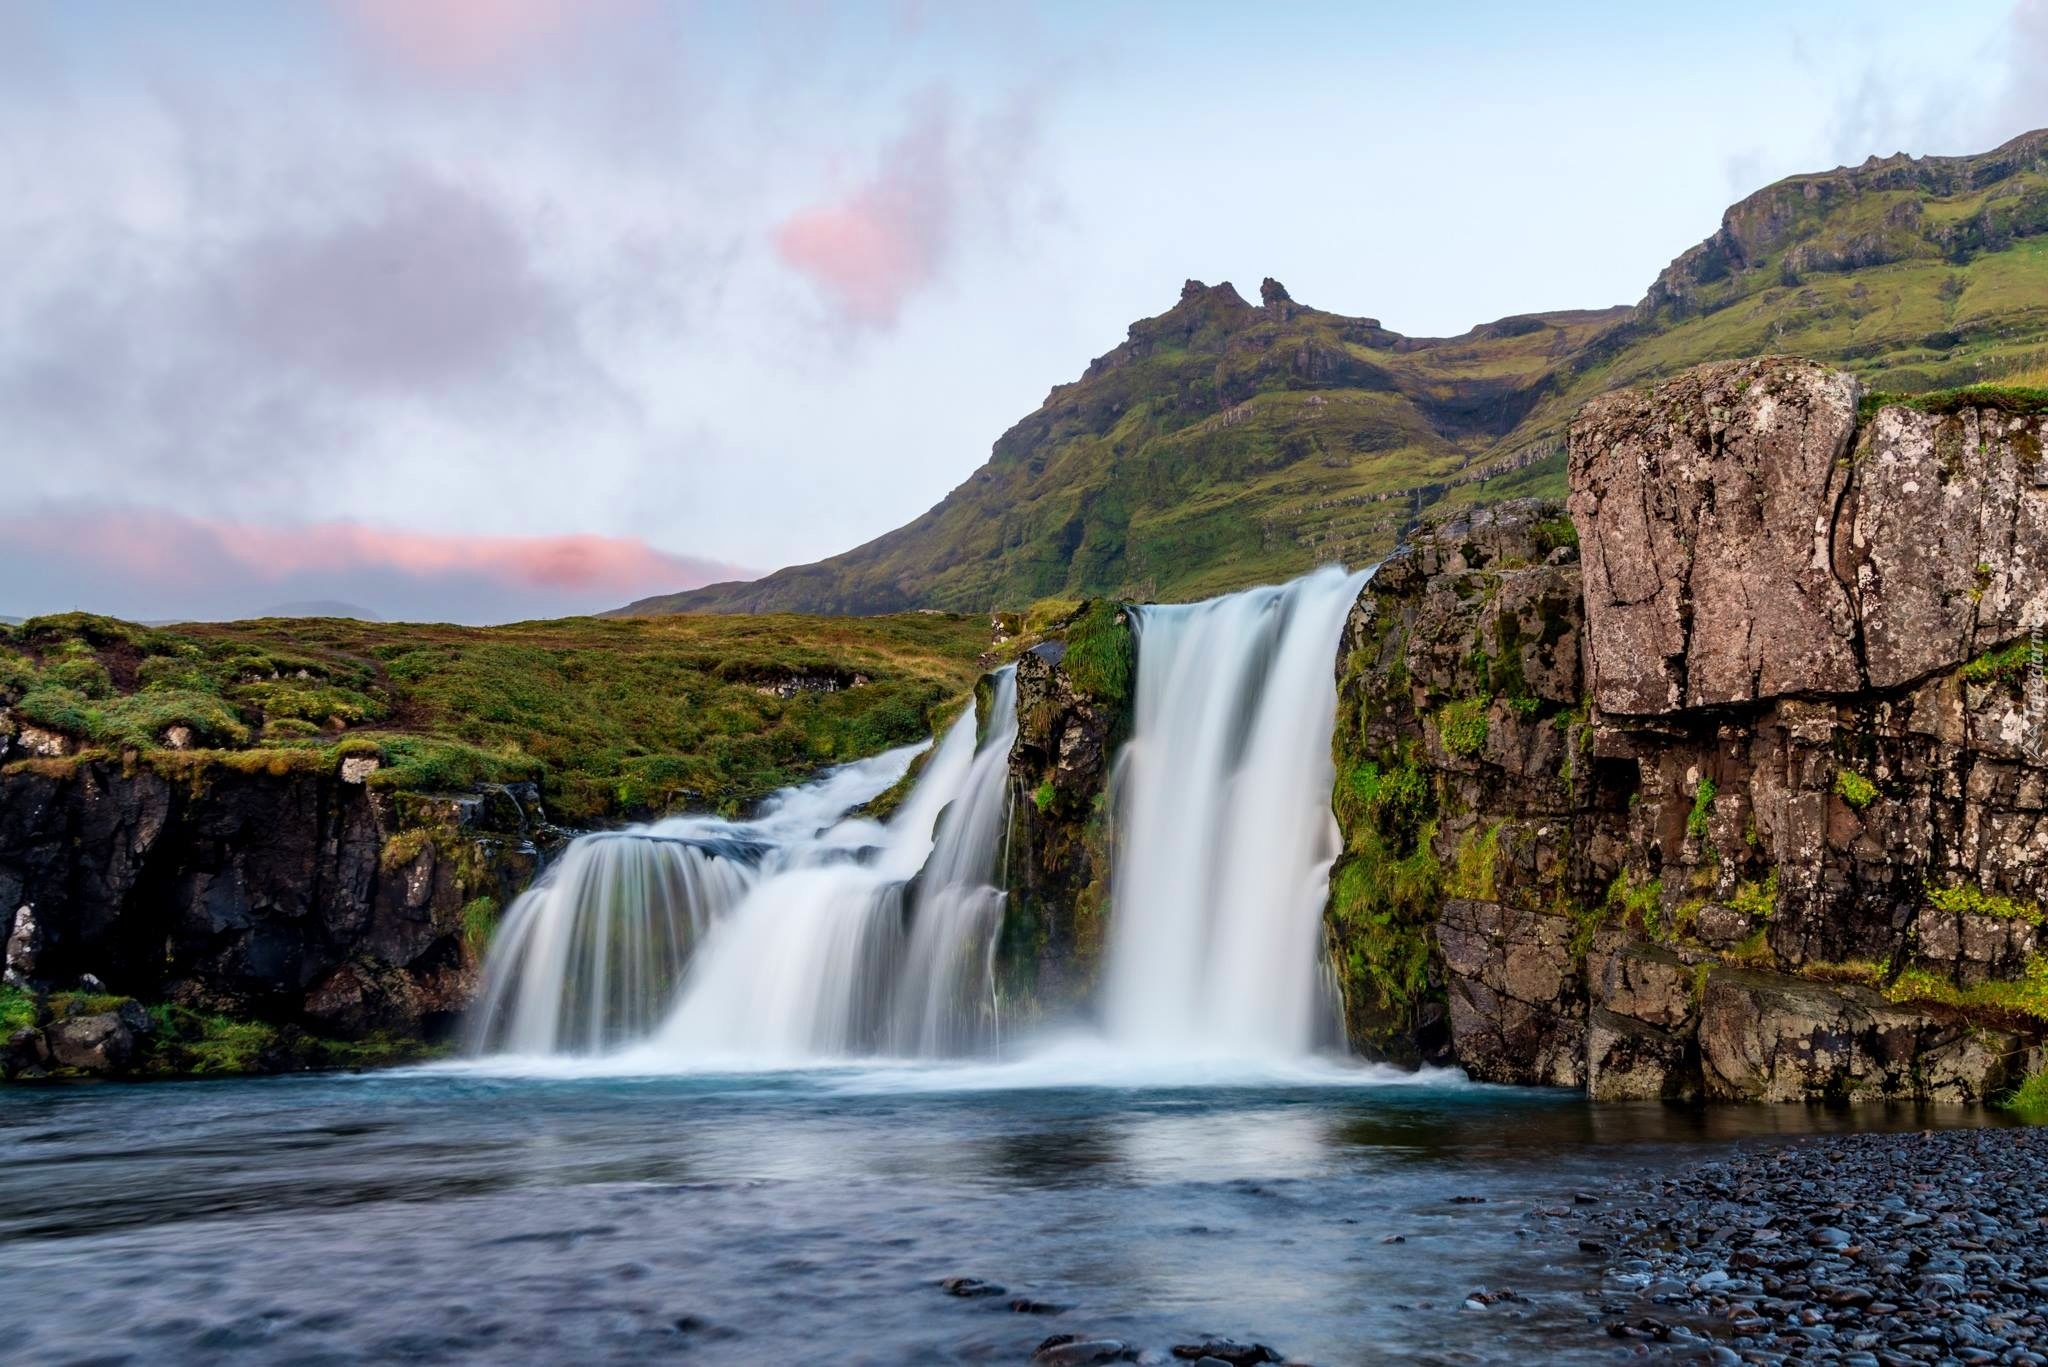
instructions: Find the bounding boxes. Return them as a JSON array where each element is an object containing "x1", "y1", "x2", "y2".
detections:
[
  {"x1": 1884, "y1": 956, "x2": 2048, "y2": 1026},
  {"x1": 460, "y1": 896, "x2": 500, "y2": 960},
  {"x1": 1960, "y1": 637, "x2": 2042, "y2": 687},
  {"x1": 2005, "y1": 1069, "x2": 2048, "y2": 1119},
  {"x1": 1686, "y1": 777, "x2": 1718, "y2": 840},
  {"x1": 140, "y1": 1004, "x2": 449, "y2": 1076},
  {"x1": 1833, "y1": 768, "x2": 1879, "y2": 810},
  {"x1": 0, "y1": 986, "x2": 37, "y2": 1034},
  {"x1": 1858, "y1": 384, "x2": 2048, "y2": 423},
  {"x1": 1608, "y1": 871, "x2": 1666, "y2": 937},
  {"x1": 1729, "y1": 869, "x2": 1780, "y2": 921},
  {"x1": 1433, "y1": 698, "x2": 1489, "y2": 758},
  {"x1": 2, "y1": 610, "x2": 991, "y2": 824},
  {"x1": 1926, "y1": 883, "x2": 2045, "y2": 926},
  {"x1": 1326, "y1": 746, "x2": 1443, "y2": 1032},
  {"x1": 1062, "y1": 601, "x2": 1134, "y2": 711}
]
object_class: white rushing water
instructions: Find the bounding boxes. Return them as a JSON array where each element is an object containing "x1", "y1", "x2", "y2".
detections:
[
  {"x1": 469, "y1": 668, "x2": 1019, "y2": 1061},
  {"x1": 1101, "y1": 563, "x2": 1373, "y2": 1060},
  {"x1": 467, "y1": 564, "x2": 1377, "y2": 1080}
]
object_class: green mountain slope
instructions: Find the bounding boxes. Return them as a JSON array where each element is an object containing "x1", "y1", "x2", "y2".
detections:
[{"x1": 627, "y1": 129, "x2": 2048, "y2": 616}]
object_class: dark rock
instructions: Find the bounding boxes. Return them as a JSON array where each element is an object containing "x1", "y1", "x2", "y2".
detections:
[
  {"x1": 937, "y1": 1276, "x2": 1005, "y2": 1298},
  {"x1": 1170, "y1": 1340, "x2": 1281, "y2": 1365},
  {"x1": 0, "y1": 758, "x2": 551, "y2": 1060},
  {"x1": 45, "y1": 1012, "x2": 134, "y2": 1072},
  {"x1": 1032, "y1": 1335, "x2": 1132, "y2": 1366},
  {"x1": 3, "y1": 1026, "x2": 48, "y2": 1078}
]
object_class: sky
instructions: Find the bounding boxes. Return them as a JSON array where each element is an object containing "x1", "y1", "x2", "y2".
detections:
[{"x1": 2, "y1": 0, "x2": 2045, "y2": 624}]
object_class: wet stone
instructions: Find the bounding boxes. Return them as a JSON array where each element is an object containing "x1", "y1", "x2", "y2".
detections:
[{"x1": 1582, "y1": 1126, "x2": 2048, "y2": 1364}]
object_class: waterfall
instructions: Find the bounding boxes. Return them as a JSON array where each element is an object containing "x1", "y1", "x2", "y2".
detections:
[
  {"x1": 1101, "y1": 563, "x2": 1371, "y2": 1059},
  {"x1": 468, "y1": 668, "x2": 1019, "y2": 1062}
]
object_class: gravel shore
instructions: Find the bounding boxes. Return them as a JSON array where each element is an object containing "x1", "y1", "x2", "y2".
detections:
[{"x1": 1570, "y1": 1125, "x2": 2048, "y2": 1365}]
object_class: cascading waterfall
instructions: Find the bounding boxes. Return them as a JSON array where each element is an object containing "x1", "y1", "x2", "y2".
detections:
[
  {"x1": 468, "y1": 668, "x2": 1018, "y2": 1062},
  {"x1": 1101, "y1": 563, "x2": 1373, "y2": 1059},
  {"x1": 470, "y1": 561, "x2": 1372, "y2": 1074}
]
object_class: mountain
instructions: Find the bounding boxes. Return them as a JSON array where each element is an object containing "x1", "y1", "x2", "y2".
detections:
[
  {"x1": 256, "y1": 600, "x2": 383, "y2": 621},
  {"x1": 623, "y1": 130, "x2": 2048, "y2": 617}
]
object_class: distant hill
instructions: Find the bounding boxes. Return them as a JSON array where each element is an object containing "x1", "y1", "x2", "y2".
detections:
[
  {"x1": 256, "y1": 600, "x2": 383, "y2": 621},
  {"x1": 623, "y1": 129, "x2": 2048, "y2": 616}
]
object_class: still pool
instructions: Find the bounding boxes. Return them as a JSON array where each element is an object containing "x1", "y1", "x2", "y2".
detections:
[{"x1": 0, "y1": 1060, "x2": 2016, "y2": 1365}]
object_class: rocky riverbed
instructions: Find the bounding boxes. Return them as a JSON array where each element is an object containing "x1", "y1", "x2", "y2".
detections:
[{"x1": 1574, "y1": 1125, "x2": 2048, "y2": 1365}]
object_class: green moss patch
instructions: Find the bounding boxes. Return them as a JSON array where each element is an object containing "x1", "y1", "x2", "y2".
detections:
[
  {"x1": 1833, "y1": 768, "x2": 1879, "y2": 811},
  {"x1": 1433, "y1": 698, "x2": 1489, "y2": 757},
  {"x1": 1926, "y1": 883, "x2": 2045, "y2": 925}
]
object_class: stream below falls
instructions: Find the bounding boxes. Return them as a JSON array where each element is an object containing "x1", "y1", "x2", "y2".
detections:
[{"x1": 0, "y1": 1068, "x2": 2017, "y2": 1365}]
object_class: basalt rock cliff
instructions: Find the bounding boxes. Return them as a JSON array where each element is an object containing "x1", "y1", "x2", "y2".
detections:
[
  {"x1": 1, "y1": 756, "x2": 554, "y2": 1078},
  {"x1": 1326, "y1": 358, "x2": 2048, "y2": 1102}
]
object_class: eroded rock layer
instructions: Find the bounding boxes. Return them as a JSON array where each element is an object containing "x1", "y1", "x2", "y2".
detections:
[{"x1": 1328, "y1": 359, "x2": 2048, "y2": 1101}]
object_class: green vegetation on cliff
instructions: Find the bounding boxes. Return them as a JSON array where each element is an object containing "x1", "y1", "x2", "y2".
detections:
[
  {"x1": 630, "y1": 131, "x2": 2048, "y2": 617},
  {"x1": 0, "y1": 610, "x2": 990, "y2": 824}
]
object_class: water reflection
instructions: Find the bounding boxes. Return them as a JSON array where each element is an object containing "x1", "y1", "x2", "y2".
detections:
[{"x1": 0, "y1": 1073, "x2": 2027, "y2": 1366}]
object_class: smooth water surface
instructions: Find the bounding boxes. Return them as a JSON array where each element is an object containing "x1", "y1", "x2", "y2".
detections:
[{"x1": 0, "y1": 1066, "x2": 2013, "y2": 1365}]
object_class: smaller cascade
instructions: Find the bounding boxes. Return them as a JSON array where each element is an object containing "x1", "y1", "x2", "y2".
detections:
[
  {"x1": 469, "y1": 668, "x2": 1020, "y2": 1064},
  {"x1": 650, "y1": 668, "x2": 1019, "y2": 1061},
  {"x1": 467, "y1": 741, "x2": 924, "y2": 1057}
]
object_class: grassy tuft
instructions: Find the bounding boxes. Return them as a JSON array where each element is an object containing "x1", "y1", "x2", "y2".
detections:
[
  {"x1": 1434, "y1": 698, "x2": 1489, "y2": 758},
  {"x1": 1926, "y1": 883, "x2": 2045, "y2": 925},
  {"x1": 1833, "y1": 768, "x2": 1879, "y2": 811},
  {"x1": 1687, "y1": 777, "x2": 1717, "y2": 840},
  {"x1": 2005, "y1": 1070, "x2": 2048, "y2": 1118},
  {"x1": 1062, "y1": 601, "x2": 1134, "y2": 710},
  {"x1": 0, "y1": 986, "x2": 37, "y2": 1034}
]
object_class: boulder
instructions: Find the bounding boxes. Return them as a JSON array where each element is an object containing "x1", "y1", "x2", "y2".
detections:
[
  {"x1": 3, "y1": 1027, "x2": 48, "y2": 1079},
  {"x1": 1437, "y1": 899, "x2": 1585, "y2": 1087},
  {"x1": 45, "y1": 1012, "x2": 135, "y2": 1073},
  {"x1": 1586, "y1": 1009, "x2": 1698, "y2": 1102},
  {"x1": 1696, "y1": 968, "x2": 2023, "y2": 1102}
]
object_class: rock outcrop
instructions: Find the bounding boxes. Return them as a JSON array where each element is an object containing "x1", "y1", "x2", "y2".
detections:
[
  {"x1": 0, "y1": 757, "x2": 554, "y2": 1076},
  {"x1": 998, "y1": 607, "x2": 1131, "y2": 1020},
  {"x1": 1328, "y1": 359, "x2": 2048, "y2": 1102}
]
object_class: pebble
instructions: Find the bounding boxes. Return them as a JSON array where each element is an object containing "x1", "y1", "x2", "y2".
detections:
[{"x1": 1558, "y1": 1126, "x2": 2048, "y2": 1363}]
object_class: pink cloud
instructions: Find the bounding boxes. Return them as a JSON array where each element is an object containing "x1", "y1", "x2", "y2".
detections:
[
  {"x1": 333, "y1": 0, "x2": 642, "y2": 77},
  {"x1": 0, "y1": 507, "x2": 751, "y2": 623},
  {"x1": 203, "y1": 521, "x2": 729, "y2": 593},
  {"x1": 772, "y1": 111, "x2": 956, "y2": 330}
]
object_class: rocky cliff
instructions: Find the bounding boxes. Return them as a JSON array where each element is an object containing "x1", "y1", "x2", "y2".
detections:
[
  {"x1": 1326, "y1": 358, "x2": 2048, "y2": 1102},
  {"x1": 1, "y1": 754, "x2": 553, "y2": 1078}
]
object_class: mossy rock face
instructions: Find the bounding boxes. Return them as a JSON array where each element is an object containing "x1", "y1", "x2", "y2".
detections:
[
  {"x1": 1320, "y1": 499, "x2": 1617, "y2": 1067},
  {"x1": 997, "y1": 607, "x2": 1134, "y2": 1019}
]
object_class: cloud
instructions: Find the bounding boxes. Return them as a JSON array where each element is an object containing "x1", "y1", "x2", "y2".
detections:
[
  {"x1": 332, "y1": 0, "x2": 645, "y2": 78},
  {"x1": 209, "y1": 169, "x2": 574, "y2": 392},
  {"x1": 1825, "y1": 1, "x2": 2048, "y2": 162},
  {"x1": 1993, "y1": 0, "x2": 2048, "y2": 135},
  {"x1": 772, "y1": 94, "x2": 1046, "y2": 330},
  {"x1": 0, "y1": 154, "x2": 615, "y2": 507},
  {"x1": 0, "y1": 506, "x2": 752, "y2": 624},
  {"x1": 773, "y1": 109, "x2": 957, "y2": 330}
]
